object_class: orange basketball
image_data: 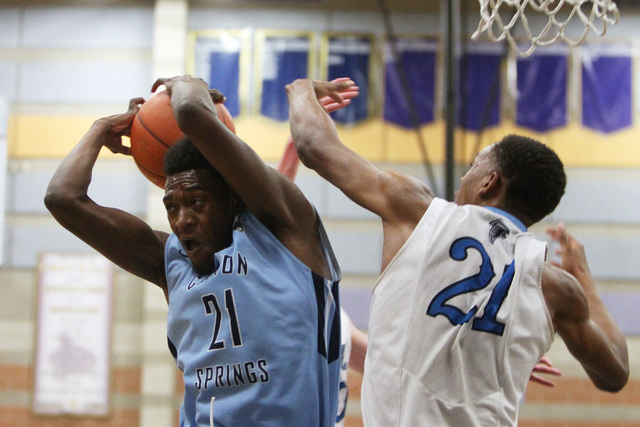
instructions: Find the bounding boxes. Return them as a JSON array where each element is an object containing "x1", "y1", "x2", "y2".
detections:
[{"x1": 130, "y1": 91, "x2": 237, "y2": 188}]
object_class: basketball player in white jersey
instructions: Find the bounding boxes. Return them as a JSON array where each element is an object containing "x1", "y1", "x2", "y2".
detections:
[
  {"x1": 45, "y1": 75, "x2": 359, "y2": 426},
  {"x1": 286, "y1": 78, "x2": 629, "y2": 426}
]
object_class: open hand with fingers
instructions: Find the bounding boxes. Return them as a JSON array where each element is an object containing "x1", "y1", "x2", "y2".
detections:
[
  {"x1": 317, "y1": 78, "x2": 360, "y2": 113},
  {"x1": 99, "y1": 97, "x2": 145, "y2": 156},
  {"x1": 529, "y1": 355, "x2": 562, "y2": 387},
  {"x1": 546, "y1": 222, "x2": 590, "y2": 279}
]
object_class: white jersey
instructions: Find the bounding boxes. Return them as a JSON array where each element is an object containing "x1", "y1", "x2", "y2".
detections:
[
  {"x1": 336, "y1": 309, "x2": 352, "y2": 427},
  {"x1": 361, "y1": 198, "x2": 554, "y2": 427}
]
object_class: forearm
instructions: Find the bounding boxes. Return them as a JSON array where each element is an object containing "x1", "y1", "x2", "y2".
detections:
[
  {"x1": 581, "y1": 277, "x2": 629, "y2": 373},
  {"x1": 287, "y1": 80, "x2": 340, "y2": 171},
  {"x1": 277, "y1": 136, "x2": 300, "y2": 181}
]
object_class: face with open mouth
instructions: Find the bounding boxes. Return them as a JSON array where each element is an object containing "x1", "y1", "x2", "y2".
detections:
[{"x1": 164, "y1": 169, "x2": 236, "y2": 275}]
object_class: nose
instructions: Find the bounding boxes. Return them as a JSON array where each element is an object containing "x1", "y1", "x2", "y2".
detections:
[{"x1": 174, "y1": 207, "x2": 195, "y2": 232}]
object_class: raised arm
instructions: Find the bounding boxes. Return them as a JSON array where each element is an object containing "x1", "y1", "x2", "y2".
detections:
[
  {"x1": 278, "y1": 81, "x2": 361, "y2": 181},
  {"x1": 44, "y1": 98, "x2": 169, "y2": 296},
  {"x1": 544, "y1": 223, "x2": 629, "y2": 392},
  {"x1": 286, "y1": 78, "x2": 434, "y2": 269},
  {"x1": 153, "y1": 75, "x2": 329, "y2": 276},
  {"x1": 287, "y1": 79, "x2": 432, "y2": 223}
]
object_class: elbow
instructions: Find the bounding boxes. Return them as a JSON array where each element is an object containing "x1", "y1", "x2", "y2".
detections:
[
  {"x1": 295, "y1": 136, "x2": 323, "y2": 171},
  {"x1": 172, "y1": 99, "x2": 200, "y2": 132},
  {"x1": 598, "y1": 367, "x2": 629, "y2": 393},
  {"x1": 44, "y1": 186, "x2": 67, "y2": 214},
  {"x1": 591, "y1": 360, "x2": 629, "y2": 393},
  {"x1": 44, "y1": 185, "x2": 83, "y2": 219}
]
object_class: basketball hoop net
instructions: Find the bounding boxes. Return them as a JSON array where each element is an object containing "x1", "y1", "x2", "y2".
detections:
[{"x1": 472, "y1": 0, "x2": 619, "y2": 56}]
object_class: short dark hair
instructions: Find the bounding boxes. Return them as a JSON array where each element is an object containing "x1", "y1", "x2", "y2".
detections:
[
  {"x1": 163, "y1": 138, "x2": 230, "y2": 194},
  {"x1": 492, "y1": 134, "x2": 566, "y2": 224}
]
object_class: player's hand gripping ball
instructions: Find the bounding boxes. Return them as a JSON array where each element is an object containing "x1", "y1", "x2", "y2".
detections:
[{"x1": 129, "y1": 91, "x2": 236, "y2": 188}]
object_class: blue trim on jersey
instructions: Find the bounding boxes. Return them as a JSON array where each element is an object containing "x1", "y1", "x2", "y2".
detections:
[{"x1": 484, "y1": 207, "x2": 527, "y2": 231}]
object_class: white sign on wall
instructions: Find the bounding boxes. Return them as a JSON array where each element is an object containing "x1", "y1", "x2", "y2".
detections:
[
  {"x1": 0, "y1": 97, "x2": 7, "y2": 267},
  {"x1": 33, "y1": 252, "x2": 113, "y2": 417}
]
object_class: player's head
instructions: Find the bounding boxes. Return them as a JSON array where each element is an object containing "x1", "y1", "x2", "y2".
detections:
[
  {"x1": 492, "y1": 134, "x2": 565, "y2": 224},
  {"x1": 456, "y1": 134, "x2": 566, "y2": 226},
  {"x1": 162, "y1": 138, "x2": 243, "y2": 274}
]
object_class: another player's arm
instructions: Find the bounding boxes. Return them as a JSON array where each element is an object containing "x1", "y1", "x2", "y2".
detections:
[
  {"x1": 543, "y1": 224, "x2": 629, "y2": 392},
  {"x1": 278, "y1": 82, "x2": 361, "y2": 181},
  {"x1": 349, "y1": 323, "x2": 368, "y2": 374},
  {"x1": 287, "y1": 79, "x2": 433, "y2": 267},
  {"x1": 44, "y1": 99, "x2": 169, "y2": 296}
]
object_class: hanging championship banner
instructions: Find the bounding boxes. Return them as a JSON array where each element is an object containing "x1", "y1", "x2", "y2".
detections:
[
  {"x1": 458, "y1": 42, "x2": 503, "y2": 131},
  {"x1": 255, "y1": 30, "x2": 315, "y2": 122},
  {"x1": 582, "y1": 42, "x2": 634, "y2": 133},
  {"x1": 33, "y1": 253, "x2": 113, "y2": 417},
  {"x1": 384, "y1": 37, "x2": 437, "y2": 128},
  {"x1": 323, "y1": 34, "x2": 375, "y2": 125},
  {"x1": 516, "y1": 45, "x2": 569, "y2": 132},
  {"x1": 189, "y1": 29, "x2": 251, "y2": 117}
]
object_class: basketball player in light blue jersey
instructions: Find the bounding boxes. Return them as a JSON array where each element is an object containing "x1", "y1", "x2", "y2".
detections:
[{"x1": 45, "y1": 75, "x2": 357, "y2": 426}]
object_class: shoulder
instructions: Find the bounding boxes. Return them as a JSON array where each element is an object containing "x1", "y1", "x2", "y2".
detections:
[{"x1": 379, "y1": 170, "x2": 434, "y2": 225}]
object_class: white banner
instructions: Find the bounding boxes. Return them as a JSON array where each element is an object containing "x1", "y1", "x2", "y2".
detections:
[{"x1": 33, "y1": 253, "x2": 113, "y2": 417}]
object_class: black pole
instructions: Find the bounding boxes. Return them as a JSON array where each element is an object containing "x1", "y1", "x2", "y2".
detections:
[{"x1": 443, "y1": 0, "x2": 459, "y2": 201}]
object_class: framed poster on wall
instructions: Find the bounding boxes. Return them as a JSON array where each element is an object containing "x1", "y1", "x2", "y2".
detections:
[{"x1": 32, "y1": 252, "x2": 113, "y2": 417}]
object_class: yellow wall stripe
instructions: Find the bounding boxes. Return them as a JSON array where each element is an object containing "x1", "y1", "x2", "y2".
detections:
[{"x1": 9, "y1": 113, "x2": 640, "y2": 167}]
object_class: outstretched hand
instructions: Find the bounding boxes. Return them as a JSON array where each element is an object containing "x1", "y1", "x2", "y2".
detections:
[
  {"x1": 101, "y1": 97, "x2": 145, "y2": 156},
  {"x1": 313, "y1": 78, "x2": 360, "y2": 113},
  {"x1": 546, "y1": 222, "x2": 590, "y2": 278},
  {"x1": 529, "y1": 355, "x2": 562, "y2": 387}
]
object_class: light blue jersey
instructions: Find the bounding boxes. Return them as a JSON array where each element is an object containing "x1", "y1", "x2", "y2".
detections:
[{"x1": 166, "y1": 209, "x2": 341, "y2": 427}]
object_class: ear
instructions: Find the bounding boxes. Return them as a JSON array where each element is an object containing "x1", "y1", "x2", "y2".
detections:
[
  {"x1": 478, "y1": 171, "x2": 502, "y2": 199},
  {"x1": 229, "y1": 194, "x2": 245, "y2": 216}
]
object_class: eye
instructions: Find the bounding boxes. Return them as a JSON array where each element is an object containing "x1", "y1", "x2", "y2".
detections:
[{"x1": 164, "y1": 202, "x2": 177, "y2": 214}]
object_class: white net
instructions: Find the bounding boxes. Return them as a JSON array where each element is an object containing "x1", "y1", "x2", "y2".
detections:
[{"x1": 472, "y1": 0, "x2": 619, "y2": 56}]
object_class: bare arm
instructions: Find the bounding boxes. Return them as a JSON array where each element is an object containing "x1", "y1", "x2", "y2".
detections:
[
  {"x1": 278, "y1": 81, "x2": 361, "y2": 181},
  {"x1": 286, "y1": 78, "x2": 434, "y2": 269},
  {"x1": 349, "y1": 323, "x2": 368, "y2": 374},
  {"x1": 44, "y1": 98, "x2": 168, "y2": 297},
  {"x1": 544, "y1": 223, "x2": 629, "y2": 392},
  {"x1": 153, "y1": 76, "x2": 329, "y2": 276}
]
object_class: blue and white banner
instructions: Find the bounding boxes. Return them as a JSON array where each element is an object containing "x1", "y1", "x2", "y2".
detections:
[
  {"x1": 327, "y1": 36, "x2": 373, "y2": 125},
  {"x1": 260, "y1": 35, "x2": 311, "y2": 122},
  {"x1": 192, "y1": 32, "x2": 245, "y2": 117}
]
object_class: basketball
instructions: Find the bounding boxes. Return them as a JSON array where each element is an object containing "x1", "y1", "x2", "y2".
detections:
[{"x1": 130, "y1": 91, "x2": 237, "y2": 188}]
